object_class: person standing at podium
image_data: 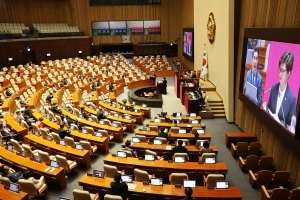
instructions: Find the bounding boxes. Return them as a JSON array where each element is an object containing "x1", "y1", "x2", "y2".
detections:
[{"x1": 162, "y1": 77, "x2": 167, "y2": 95}]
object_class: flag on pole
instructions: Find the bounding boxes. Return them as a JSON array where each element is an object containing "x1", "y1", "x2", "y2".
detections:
[{"x1": 202, "y1": 50, "x2": 208, "y2": 76}]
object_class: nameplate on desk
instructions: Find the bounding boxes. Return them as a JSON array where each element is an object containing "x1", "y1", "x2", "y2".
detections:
[
  {"x1": 208, "y1": 186, "x2": 214, "y2": 189},
  {"x1": 168, "y1": 160, "x2": 173, "y2": 163},
  {"x1": 148, "y1": 142, "x2": 153, "y2": 145},
  {"x1": 138, "y1": 157, "x2": 144, "y2": 160},
  {"x1": 87, "y1": 173, "x2": 92, "y2": 176},
  {"x1": 175, "y1": 184, "x2": 182, "y2": 188},
  {"x1": 112, "y1": 154, "x2": 116, "y2": 157},
  {"x1": 143, "y1": 181, "x2": 149, "y2": 185},
  {"x1": 198, "y1": 161, "x2": 204, "y2": 164}
]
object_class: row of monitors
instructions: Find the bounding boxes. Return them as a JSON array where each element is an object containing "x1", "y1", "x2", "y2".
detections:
[{"x1": 142, "y1": 126, "x2": 204, "y2": 134}]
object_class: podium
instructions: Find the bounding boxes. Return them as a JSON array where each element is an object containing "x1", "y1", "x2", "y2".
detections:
[
  {"x1": 184, "y1": 91, "x2": 199, "y2": 114},
  {"x1": 150, "y1": 76, "x2": 156, "y2": 85},
  {"x1": 157, "y1": 81, "x2": 163, "y2": 94}
]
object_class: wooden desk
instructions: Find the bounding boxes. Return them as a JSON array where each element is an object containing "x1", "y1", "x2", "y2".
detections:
[
  {"x1": 104, "y1": 154, "x2": 227, "y2": 182},
  {"x1": 146, "y1": 121, "x2": 204, "y2": 129},
  {"x1": 25, "y1": 134, "x2": 91, "y2": 169},
  {"x1": 78, "y1": 175, "x2": 242, "y2": 200},
  {"x1": 82, "y1": 105, "x2": 135, "y2": 132},
  {"x1": 32, "y1": 110, "x2": 61, "y2": 131},
  {"x1": 127, "y1": 79, "x2": 151, "y2": 90},
  {"x1": 71, "y1": 130, "x2": 109, "y2": 153},
  {"x1": 155, "y1": 114, "x2": 201, "y2": 122},
  {"x1": 4, "y1": 114, "x2": 27, "y2": 140},
  {"x1": 174, "y1": 74, "x2": 192, "y2": 98},
  {"x1": 118, "y1": 100, "x2": 151, "y2": 118},
  {"x1": 135, "y1": 130, "x2": 211, "y2": 144},
  {"x1": 184, "y1": 92, "x2": 199, "y2": 114},
  {"x1": 225, "y1": 132, "x2": 257, "y2": 148},
  {"x1": 99, "y1": 101, "x2": 144, "y2": 124},
  {"x1": 180, "y1": 84, "x2": 194, "y2": 105},
  {"x1": 0, "y1": 185, "x2": 29, "y2": 200},
  {"x1": 61, "y1": 109, "x2": 124, "y2": 142},
  {"x1": 121, "y1": 141, "x2": 218, "y2": 162},
  {"x1": 113, "y1": 85, "x2": 124, "y2": 97},
  {"x1": 0, "y1": 147, "x2": 67, "y2": 189}
]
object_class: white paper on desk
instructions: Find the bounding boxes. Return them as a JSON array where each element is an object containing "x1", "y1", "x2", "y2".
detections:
[
  {"x1": 128, "y1": 183, "x2": 137, "y2": 190},
  {"x1": 186, "y1": 124, "x2": 192, "y2": 127},
  {"x1": 166, "y1": 146, "x2": 172, "y2": 150},
  {"x1": 49, "y1": 167, "x2": 56, "y2": 172},
  {"x1": 77, "y1": 117, "x2": 82, "y2": 121}
]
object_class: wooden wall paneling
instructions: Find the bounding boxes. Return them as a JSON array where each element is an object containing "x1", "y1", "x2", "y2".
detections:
[
  {"x1": 290, "y1": 154, "x2": 300, "y2": 186},
  {"x1": 275, "y1": 0, "x2": 288, "y2": 27},
  {"x1": 285, "y1": 0, "x2": 298, "y2": 27},
  {"x1": 294, "y1": 1, "x2": 300, "y2": 27}
]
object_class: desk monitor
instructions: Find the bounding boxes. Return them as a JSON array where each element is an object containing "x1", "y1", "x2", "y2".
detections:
[
  {"x1": 216, "y1": 180, "x2": 229, "y2": 189},
  {"x1": 145, "y1": 154, "x2": 154, "y2": 161},
  {"x1": 132, "y1": 137, "x2": 140, "y2": 143},
  {"x1": 104, "y1": 111, "x2": 109, "y2": 116},
  {"x1": 9, "y1": 183, "x2": 20, "y2": 193},
  {"x1": 191, "y1": 120, "x2": 199, "y2": 124},
  {"x1": 142, "y1": 104, "x2": 147, "y2": 107},
  {"x1": 60, "y1": 140, "x2": 66, "y2": 146},
  {"x1": 122, "y1": 106, "x2": 127, "y2": 111},
  {"x1": 70, "y1": 125, "x2": 75, "y2": 130},
  {"x1": 34, "y1": 131, "x2": 40, "y2": 136},
  {"x1": 79, "y1": 114, "x2": 83, "y2": 118},
  {"x1": 179, "y1": 129, "x2": 186, "y2": 134},
  {"x1": 114, "y1": 113, "x2": 119, "y2": 118},
  {"x1": 132, "y1": 102, "x2": 136, "y2": 105},
  {"x1": 153, "y1": 140, "x2": 162, "y2": 145},
  {"x1": 121, "y1": 175, "x2": 132, "y2": 183},
  {"x1": 34, "y1": 155, "x2": 42, "y2": 163},
  {"x1": 143, "y1": 126, "x2": 150, "y2": 131},
  {"x1": 244, "y1": 81, "x2": 258, "y2": 105},
  {"x1": 7, "y1": 145, "x2": 13, "y2": 152},
  {"x1": 183, "y1": 180, "x2": 196, "y2": 188},
  {"x1": 112, "y1": 123, "x2": 118, "y2": 128},
  {"x1": 96, "y1": 132, "x2": 102, "y2": 137},
  {"x1": 174, "y1": 156, "x2": 185, "y2": 163},
  {"x1": 154, "y1": 119, "x2": 161, "y2": 123},
  {"x1": 197, "y1": 129, "x2": 205, "y2": 134},
  {"x1": 88, "y1": 117, "x2": 93, "y2": 122},
  {"x1": 117, "y1": 151, "x2": 127, "y2": 158},
  {"x1": 205, "y1": 157, "x2": 216, "y2": 164},
  {"x1": 82, "y1": 128, "x2": 88, "y2": 134},
  {"x1": 190, "y1": 113, "x2": 196, "y2": 117},
  {"x1": 164, "y1": 129, "x2": 168, "y2": 133},
  {"x1": 112, "y1": 104, "x2": 116, "y2": 108},
  {"x1": 151, "y1": 178, "x2": 163, "y2": 186},
  {"x1": 46, "y1": 135, "x2": 53, "y2": 141},
  {"x1": 51, "y1": 118, "x2": 56, "y2": 122},
  {"x1": 19, "y1": 150, "x2": 26, "y2": 158},
  {"x1": 134, "y1": 109, "x2": 139, "y2": 113},
  {"x1": 125, "y1": 115, "x2": 131, "y2": 120},
  {"x1": 60, "y1": 197, "x2": 70, "y2": 200},
  {"x1": 100, "y1": 120, "x2": 105, "y2": 125},
  {"x1": 176, "y1": 112, "x2": 182, "y2": 117},
  {"x1": 96, "y1": 108, "x2": 100, "y2": 112},
  {"x1": 93, "y1": 170, "x2": 105, "y2": 178},
  {"x1": 51, "y1": 160, "x2": 60, "y2": 168},
  {"x1": 0, "y1": 140, "x2": 3, "y2": 147},
  {"x1": 76, "y1": 144, "x2": 83, "y2": 150}
]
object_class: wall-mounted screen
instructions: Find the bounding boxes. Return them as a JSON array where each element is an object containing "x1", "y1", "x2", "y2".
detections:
[{"x1": 182, "y1": 28, "x2": 194, "y2": 61}]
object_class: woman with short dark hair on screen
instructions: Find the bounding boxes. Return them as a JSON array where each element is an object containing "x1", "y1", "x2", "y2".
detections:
[{"x1": 263, "y1": 50, "x2": 297, "y2": 133}]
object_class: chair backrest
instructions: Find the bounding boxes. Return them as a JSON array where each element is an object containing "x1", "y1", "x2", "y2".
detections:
[
  {"x1": 64, "y1": 136, "x2": 76, "y2": 148},
  {"x1": 22, "y1": 144, "x2": 34, "y2": 159},
  {"x1": 38, "y1": 150, "x2": 52, "y2": 165},
  {"x1": 256, "y1": 170, "x2": 273, "y2": 187},
  {"x1": 10, "y1": 139, "x2": 23, "y2": 152},
  {"x1": 170, "y1": 127, "x2": 180, "y2": 133},
  {"x1": 55, "y1": 155, "x2": 69, "y2": 171},
  {"x1": 270, "y1": 188, "x2": 290, "y2": 200},
  {"x1": 103, "y1": 119, "x2": 111, "y2": 126},
  {"x1": 272, "y1": 171, "x2": 290, "y2": 188},
  {"x1": 235, "y1": 142, "x2": 248, "y2": 157},
  {"x1": 174, "y1": 153, "x2": 188, "y2": 161},
  {"x1": 170, "y1": 173, "x2": 188, "y2": 185},
  {"x1": 289, "y1": 187, "x2": 300, "y2": 200},
  {"x1": 149, "y1": 126, "x2": 158, "y2": 132},
  {"x1": 155, "y1": 137, "x2": 167, "y2": 144},
  {"x1": 80, "y1": 140, "x2": 93, "y2": 154},
  {"x1": 104, "y1": 194, "x2": 122, "y2": 200},
  {"x1": 206, "y1": 174, "x2": 225, "y2": 187},
  {"x1": 196, "y1": 140, "x2": 208, "y2": 147},
  {"x1": 135, "y1": 135, "x2": 147, "y2": 142},
  {"x1": 192, "y1": 128, "x2": 203, "y2": 134},
  {"x1": 258, "y1": 156, "x2": 273, "y2": 171},
  {"x1": 244, "y1": 155, "x2": 260, "y2": 171},
  {"x1": 18, "y1": 179, "x2": 38, "y2": 196},
  {"x1": 145, "y1": 149, "x2": 158, "y2": 160},
  {"x1": 0, "y1": 175, "x2": 11, "y2": 187},
  {"x1": 91, "y1": 115, "x2": 99, "y2": 123},
  {"x1": 134, "y1": 168, "x2": 150, "y2": 182},
  {"x1": 248, "y1": 142, "x2": 262, "y2": 156},
  {"x1": 40, "y1": 128, "x2": 49, "y2": 139},
  {"x1": 85, "y1": 126, "x2": 95, "y2": 136},
  {"x1": 73, "y1": 189, "x2": 92, "y2": 200},
  {"x1": 201, "y1": 153, "x2": 217, "y2": 161},
  {"x1": 104, "y1": 164, "x2": 118, "y2": 178},
  {"x1": 51, "y1": 132, "x2": 61, "y2": 143},
  {"x1": 71, "y1": 124, "x2": 79, "y2": 131}
]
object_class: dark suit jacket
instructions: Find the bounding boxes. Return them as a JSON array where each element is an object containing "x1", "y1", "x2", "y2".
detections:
[
  {"x1": 58, "y1": 128, "x2": 70, "y2": 139},
  {"x1": 194, "y1": 82, "x2": 199, "y2": 88},
  {"x1": 5, "y1": 90, "x2": 12, "y2": 96},
  {"x1": 110, "y1": 182, "x2": 128, "y2": 200},
  {"x1": 46, "y1": 95, "x2": 53, "y2": 102},
  {"x1": 267, "y1": 83, "x2": 296, "y2": 127},
  {"x1": 3, "y1": 172, "x2": 23, "y2": 183},
  {"x1": 244, "y1": 69, "x2": 262, "y2": 106},
  {"x1": 23, "y1": 109, "x2": 33, "y2": 117},
  {"x1": 173, "y1": 146, "x2": 188, "y2": 153},
  {"x1": 50, "y1": 105, "x2": 59, "y2": 114}
]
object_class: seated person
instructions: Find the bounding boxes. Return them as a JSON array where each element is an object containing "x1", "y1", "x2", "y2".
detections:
[
  {"x1": 109, "y1": 83, "x2": 114, "y2": 92},
  {"x1": 63, "y1": 78, "x2": 68, "y2": 85},
  {"x1": 173, "y1": 120, "x2": 178, "y2": 127},
  {"x1": 121, "y1": 140, "x2": 136, "y2": 157},
  {"x1": 158, "y1": 127, "x2": 168, "y2": 139},
  {"x1": 110, "y1": 173, "x2": 128, "y2": 200},
  {"x1": 96, "y1": 80, "x2": 102, "y2": 87},
  {"x1": 91, "y1": 83, "x2": 97, "y2": 91},
  {"x1": 97, "y1": 110, "x2": 106, "y2": 121},
  {"x1": 57, "y1": 124, "x2": 70, "y2": 139},
  {"x1": 50, "y1": 103, "x2": 60, "y2": 114},
  {"x1": 0, "y1": 95, "x2": 4, "y2": 106},
  {"x1": 65, "y1": 115, "x2": 73, "y2": 127},
  {"x1": 36, "y1": 117, "x2": 44, "y2": 129},
  {"x1": 0, "y1": 123, "x2": 19, "y2": 141},
  {"x1": 173, "y1": 140, "x2": 187, "y2": 153},
  {"x1": 46, "y1": 93, "x2": 53, "y2": 103},
  {"x1": 22, "y1": 171, "x2": 45, "y2": 188},
  {"x1": 24, "y1": 115, "x2": 34, "y2": 128},
  {"x1": 0, "y1": 165, "x2": 23, "y2": 183},
  {"x1": 23, "y1": 105, "x2": 33, "y2": 118},
  {"x1": 80, "y1": 107, "x2": 89, "y2": 119},
  {"x1": 190, "y1": 133, "x2": 199, "y2": 146},
  {"x1": 199, "y1": 140, "x2": 213, "y2": 154},
  {"x1": 15, "y1": 96, "x2": 25, "y2": 106},
  {"x1": 0, "y1": 163, "x2": 16, "y2": 173},
  {"x1": 5, "y1": 88, "x2": 12, "y2": 97},
  {"x1": 16, "y1": 110, "x2": 25, "y2": 123},
  {"x1": 181, "y1": 187, "x2": 197, "y2": 200}
]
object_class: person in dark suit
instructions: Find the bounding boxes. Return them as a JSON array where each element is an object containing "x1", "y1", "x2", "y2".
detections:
[
  {"x1": 264, "y1": 51, "x2": 297, "y2": 132},
  {"x1": 0, "y1": 166, "x2": 24, "y2": 183},
  {"x1": 110, "y1": 173, "x2": 128, "y2": 200},
  {"x1": 97, "y1": 80, "x2": 102, "y2": 87},
  {"x1": 50, "y1": 103, "x2": 60, "y2": 114},
  {"x1": 121, "y1": 140, "x2": 136, "y2": 157},
  {"x1": 191, "y1": 71, "x2": 196, "y2": 79},
  {"x1": 57, "y1": 124, "x2": 70, "y2": 139},
  {"x1": 65, "y1": 115, "x2": 73, "y2": 127},
  {"x1": 91, "y1": 83, "x2": 97, "y2": 91},
  {"x1": 194, "y1": 80, "x2": 199, "y2": 89},
  {"x1": 109, "y1": 83, "x2": 114, "y2": 92},
  {"x1": 190, "y1": 132, "x2": 199, "y2": 146},
  {"x1": 162, "y1": 77, "x2": 167, "y2": 95},
  {"x1": 23, "y1": 105, "x2": 33, "y2": 118},
  {"x1": 5, "y1": 88, "x2": 12, "y2": 97},
  {"x1": 96, "y1": 110, "x2": 106, "y2": 121},
  {"x1": 46, "y1": 93, "x2": 53, "y2": 103},
  {"x1": 80, "y1": 107, "x2": 89, "y2": 119},
  {"x1": 0, "y1": 123, "x2": 19, "y2": 141},
  {"x1": 244, "y1": 47, "x2": 263, "y2": 106},
  {"x1": 181, "y1": 187, "x2": 197, "y2": 200},
  {"x1": 63, "y1": 78, "x2": 68, "y2": 85},
  {"x1": 173, "y1": 140, "x2": 187, "y2": 153}
]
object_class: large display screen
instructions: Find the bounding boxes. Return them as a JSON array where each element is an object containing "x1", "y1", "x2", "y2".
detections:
[
  {"x1": 182, "y1": 28, "x2": 194, "y2": 61},
  {"x1": 243, "y1": 38, "x2": 300, "y2": 135}
]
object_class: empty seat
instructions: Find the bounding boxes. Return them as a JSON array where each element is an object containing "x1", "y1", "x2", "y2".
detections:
[
  {"x1": 80, "y1": 140, "x2": 98, "y2": 154},
  {"x1": 257, "y1": 156, "x2": 273, "y2": 171},
  {"x1": 203, "y1": 174, "x2": 225, "y2": 187},
  {"x1": 239, "y1": 155, "x2": 260, "y2": 172},
  {"x1": 134, "y1": 168, "x2": 153, "y2": 182},
  {"x1": 261, "y1": 185, "x2": 290, "y2": 200},
  {"x1": 248, "y1": 142, "x2": 262, "y2": 156},
  {"x1": 249, "y1": 170, "x2": 273, "y2": 188},
  {"x1": 149, "y1": 126, "x2": 158, "y2": 132},
  {"x1": 231, "y1": 142, "x2": 248, "y2": 157},
  {"x1": 104, "y1": 164, "x2": 123, "y2": 178},
  {"x1": 18, "y1": 179, "x2": 48, "y2": 197},
  {"x1": 73, "y1": 189, "x2": 99, "y2": 200},
  {"x1": 55, "y1": 155, "x2": 78, "y2": 172},
  {"x1": 104, "y1": 194, "x2": 122, "y2": 200},
  {"x1": 271, "y1": 171, "x2": 290, "y2": 188},
  {"x1": 169, "y1": 173, "x2": 188, "y2": 185}
]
